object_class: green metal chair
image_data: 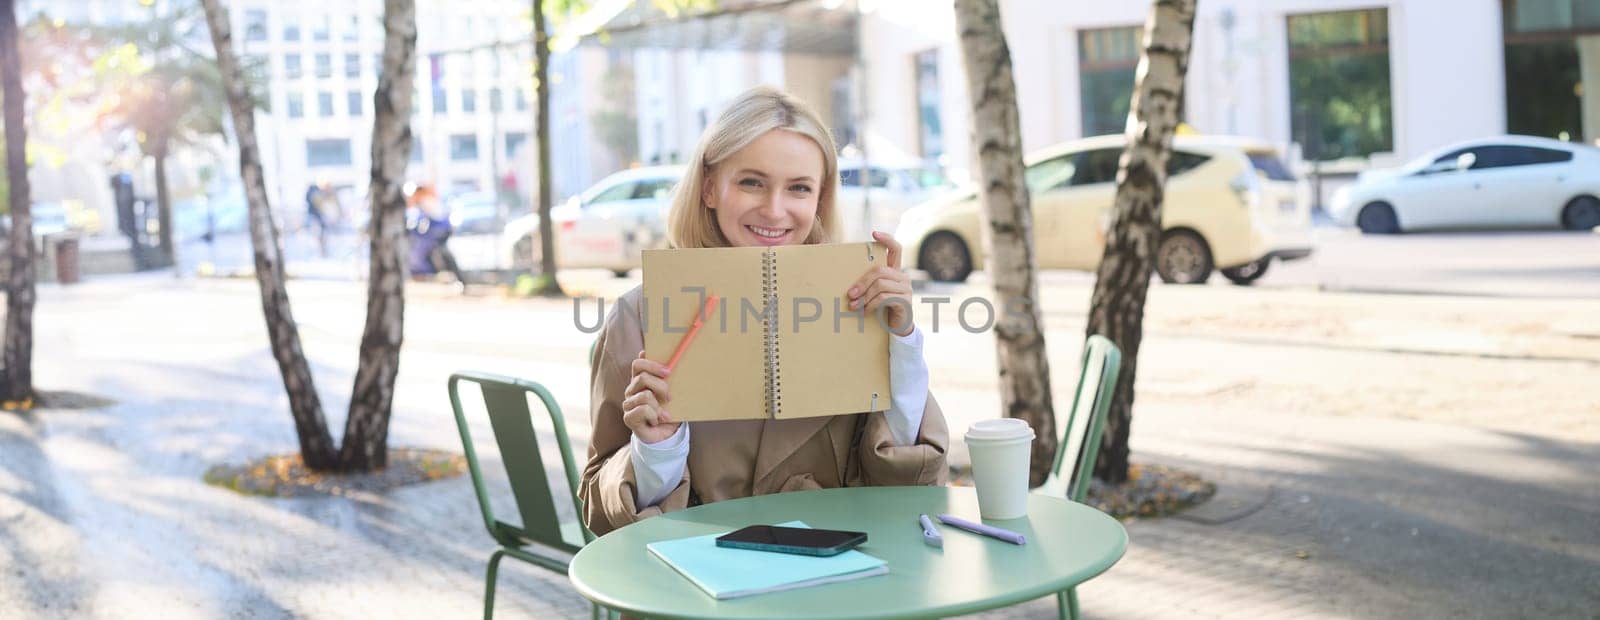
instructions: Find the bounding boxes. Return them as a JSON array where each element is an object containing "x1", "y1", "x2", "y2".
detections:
[
  {"x1": 448, "y1": 371, "x2": 605, "y2": 620},
  {"x1": 1036, "y1": 334, "x2": 1123, "y2": 620}
]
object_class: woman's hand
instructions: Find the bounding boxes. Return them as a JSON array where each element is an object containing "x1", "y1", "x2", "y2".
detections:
[
  {"x1": 623, "y1": 351, "x2": 680, "y2": 444},
  {"x1": 847, "y1": 231, "x2": 915, "y2": 337}
]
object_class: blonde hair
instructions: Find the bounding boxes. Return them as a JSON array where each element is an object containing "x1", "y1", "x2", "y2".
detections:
[{"x1": 667, "y1": 85, "x2": 840, "y2": 249}]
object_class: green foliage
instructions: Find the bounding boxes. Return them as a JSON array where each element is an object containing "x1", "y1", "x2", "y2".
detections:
[
  {"x1": 43, "y1": 1, "x2": 266, "y2": 157},
  {"x1": 1289, "y1": 52, "x2": 1393, "y2": 161}
]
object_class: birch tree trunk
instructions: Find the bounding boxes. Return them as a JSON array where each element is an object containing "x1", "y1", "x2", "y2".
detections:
[
  {"x1": 531, "y1": 0, "x2": 563, "y2": 296},
  {"x1": 0, "y1": 0, "x2": 34, "y2": 405},
  {"x1": 954, "y1": 0, "x2": 1056, "y2": 486},
  {"x1": 200, "y1": 0, "x2": 339, "y2": 469},
  {"x1": 339, "y1": 0, "x2": 416, "y2": 471},
  {"x1": 1087, "y1": 0, "x2": 1197, "y2": 484}
]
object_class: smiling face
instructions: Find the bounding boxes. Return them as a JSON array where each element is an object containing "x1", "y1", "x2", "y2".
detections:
[{"x1": 701, "y1": 129, "x2": 826, "y2": 247}]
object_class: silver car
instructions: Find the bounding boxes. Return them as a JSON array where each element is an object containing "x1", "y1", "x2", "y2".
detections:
[{"x1": 500, "y1": 166, "x2": 683, "y2": 277}]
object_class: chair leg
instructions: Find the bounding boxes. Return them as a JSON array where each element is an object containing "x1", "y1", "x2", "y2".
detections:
[
  {"x1": 484, "y1": 549, "x2": 507, "y2": 620},
  {"x1": 1056, "y1": 586, "x2": 1080, "y2": 620}
]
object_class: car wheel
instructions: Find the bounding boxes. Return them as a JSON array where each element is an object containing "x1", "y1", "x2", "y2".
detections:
[
  {"x1": 1356, "y1": 202, "x2": 1400, "y2": 234},
  {"x1": 1560, "y1": 195, "x2": 1600, "y2": 230},
  {"x1": 917, "y1": 231, "x2": 972, "y2": 283},
  {"x1": 1221, "y1": 259, "x2": 1269, "y2": 286},
  {"x1": 612, "y1": 269, "x2": 631, "y2": 278},
  {"x1": 512, "y1": 235, "x2": 538, "y2": 271},
  {"x1": 1155, "y1": 230, "x2": 1213, "y2": 285}
]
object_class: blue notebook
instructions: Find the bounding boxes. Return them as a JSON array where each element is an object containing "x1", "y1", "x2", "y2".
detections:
[{"x1": 646, "y1": 521, "x2": 888, "y2": 600}]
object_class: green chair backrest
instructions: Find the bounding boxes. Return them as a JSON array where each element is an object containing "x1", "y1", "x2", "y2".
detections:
[
  {"x1": 449, "y1": 371, "x2": 592, "y2": 555},
  {"x1": 1050, "y1": 335, "x2": 1123, "y2": 503}
]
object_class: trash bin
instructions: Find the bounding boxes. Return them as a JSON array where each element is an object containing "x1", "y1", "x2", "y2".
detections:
[{"x1": 53, "y1": 236, "x2": 80, "y2": 284}]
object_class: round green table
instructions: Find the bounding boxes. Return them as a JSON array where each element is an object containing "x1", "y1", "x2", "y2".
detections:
[{"x1": 568, "y1": 486, "x2": 1127, "y2": 620}]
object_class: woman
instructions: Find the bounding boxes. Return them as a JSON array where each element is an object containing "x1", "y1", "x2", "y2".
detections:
[{"x1": 580, "y1": 86, "x2": 947, "y2": 537}]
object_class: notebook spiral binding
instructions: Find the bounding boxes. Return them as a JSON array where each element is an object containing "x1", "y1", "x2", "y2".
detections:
[{"x1": 761, "y1": 248, "x2": 781, "y2": 419}]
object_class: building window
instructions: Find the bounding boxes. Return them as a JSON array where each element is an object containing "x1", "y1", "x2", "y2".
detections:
[
  {"x1": 284, "y1": 53, "x2": 302, "y2": 79},
  {"x1": 1287, "y1": 8, "x2": 1394, "y2": 160},
  {"x1": 1503, "y1": 0, "x2": 1600, "y2": 144},
  {"x1": 411, "y1": 135, "x2": 424, "y2": 162},
  {"x1": 462, "y1": 89, "x2": 477, "y2": 113},
  {"x1": 913, "y1": 49, "x2": 943, "y2": 160},
  {"x1": 451, "y1": 134, "x2": 479, "y2": 161},
  {"x1": 286, "y1": 92, "x2": 304, "y2": 118},
  {"x1": 1078, "y1": 26, "x2": 1141, "y2": 137},
  {"x1": 347, "y1": 90, "x2": 363, "y2": 116},
  {"x1": 283, "y1": 20, "x2": 300, "y2": 42},
  {"x1": 312, "y1": 15, "x2": 330, "y2": 41},
  {"x1": 514, "y1": 88, "x2": 527, "y2": 111},
  {"x1": 244, "y1": 9, "x2": 267, "y2": 42},
  {"x1": 344, "y1": 53, "x2": 360, "y2": 78},
  {"x1": 318, "y1": 92, "x2": 334, "y2": 117},
  {"x1": 343, "y1": 14, "x2": 359, "y2": 41},
  {"x1": 306, "y1": 139, "x2": 353, "y2": 167},
  {"x1": 505, "y1": 132, "x2": 527, "y2": 157},
  {"x1": 315, "y1": 53, "x2": 332, "y2": 79},
  {"x1": 433, "y1": 89, "x2": 447, "y2": 114},
  {"x1": 490, "y1": 87, "x2": 502, "y2": 112}
]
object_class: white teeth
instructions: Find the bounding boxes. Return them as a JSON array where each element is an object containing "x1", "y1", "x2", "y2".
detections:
[{"x1": 748, "y1": 225, "x2": 787, "y2": 238}]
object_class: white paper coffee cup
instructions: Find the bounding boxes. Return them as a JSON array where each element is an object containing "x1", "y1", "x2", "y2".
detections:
[{"x1": 964, "y1": 418, "x2": 1035, "y2": 520}]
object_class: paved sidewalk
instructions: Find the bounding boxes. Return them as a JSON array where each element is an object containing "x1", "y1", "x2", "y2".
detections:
[{"x1": 3, "y1": 274, "x2": 1597, "y2": 618}]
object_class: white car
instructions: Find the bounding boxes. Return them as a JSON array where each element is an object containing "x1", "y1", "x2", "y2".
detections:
[
  {"x1": 1330, "y1": 135, "x2": 1600, "y2": 233},
  {"x1": 833, "y1": 158, "x2": 951, "y2": 242},
  {"x1": 499, "y1": 166, "x2": 682, "y2": 277}
]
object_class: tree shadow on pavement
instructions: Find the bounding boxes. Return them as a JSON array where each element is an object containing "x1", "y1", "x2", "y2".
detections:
[
  {"x1": 1108, "y1": 433, "x2": 1600, "y2": 619},
  {"x1": 0, "y1": 410, "x2": 94, "y2": 615}
]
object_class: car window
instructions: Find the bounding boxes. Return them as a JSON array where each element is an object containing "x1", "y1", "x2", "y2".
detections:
[
  {"x1": 840, "y1": 167, "x2": 890, "y2": 188},
  {"x1": 1523, "y1": 146, "x2": 1574, "y2": 163},
  {"x1": 1167, "y1": 151, "x2": 1210, "y2": 177},
  {"x1": 1025, "y1": 155, "x2": 1078, "y2": 193},
  {"x1": 1416, "y1": 147, "x2": 1475, "y2": 175},
  {"x1": 589, "y1": 181, "x2": 636, "y2": 206},
  {"x1": 1471, "y1": 145, "x2": 1573, "y2": 169},
  {"x1": 1246, "y1": 151, "x2": 1295, "y2": 181},
  {"x1": 631, "y1": 179, "x2": 677, "y2": 200},
  {"x1": 1525, "y1": 146, "x2": 1574, "y2": 164},
  {"x1": 1468, "y1": 146, "x2": 1530, "y2": 169},
  {"x1": 1071, "y1": 148, "x2": 1123, "y2": 186}
]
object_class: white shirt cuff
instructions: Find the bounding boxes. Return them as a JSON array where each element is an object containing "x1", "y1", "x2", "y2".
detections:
[
  {"x1": 628, "y1": 423, "x2": 690, "y2": 508},
  {"x1": 886, "y1": 325, "x2": 930, "y2": 446}
]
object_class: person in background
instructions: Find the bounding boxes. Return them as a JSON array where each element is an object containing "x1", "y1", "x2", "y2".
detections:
[
  {"x1": 304, "y1": 182, "x2": 328, "y2": 257},
  {"x1": 405, "y1": 184, "x2": 466, "y2": 290}
]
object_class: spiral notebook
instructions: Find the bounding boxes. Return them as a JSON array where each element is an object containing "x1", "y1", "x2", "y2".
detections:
[{"x1": 641, "y1": 243, "x2": 892, "y2": 422}]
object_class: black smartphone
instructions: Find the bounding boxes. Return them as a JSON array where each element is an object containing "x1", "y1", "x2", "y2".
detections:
[{"x1": 714, "y1": 525, "x2": 868, "y2": 557}]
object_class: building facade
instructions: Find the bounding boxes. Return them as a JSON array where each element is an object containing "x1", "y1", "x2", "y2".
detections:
[
  {"x1": 24, "y1": 0, "x2": 616, "y2": 226},
  {"x1": 862, "y1": 0, "x2": 1598, "y2": 186}
]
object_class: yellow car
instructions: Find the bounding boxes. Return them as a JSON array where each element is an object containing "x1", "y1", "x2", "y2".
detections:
[{"x1": 896, "y1": 135, "x2": 1313, "y2": 285}]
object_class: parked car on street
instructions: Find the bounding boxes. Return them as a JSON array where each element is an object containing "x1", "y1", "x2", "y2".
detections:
[
  {"x1": 499, "y1": 166, "x2": 682, "y2": 277},
  {"x1": 447, "y1": 191, "x2": 523, "y2": 236},
  {"x1": 834, "y1": 158, "x2": 953, "y2": 242},
  {"x1": 1329, "y1": 135, "x2": 1600, "y2": 233},
  {"x1": 895, "y1": 135, "x2": 1313, "y2": 285}
]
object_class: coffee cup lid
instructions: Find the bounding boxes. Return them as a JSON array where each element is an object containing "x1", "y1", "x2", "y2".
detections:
[{"x1": 965, "y1": 418, "x2": 1036, "y2": 442}]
